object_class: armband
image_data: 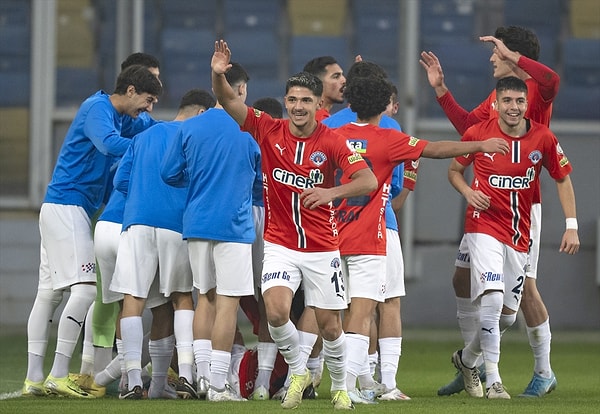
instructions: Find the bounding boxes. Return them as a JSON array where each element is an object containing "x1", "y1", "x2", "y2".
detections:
[{"x1": 565, "y1": 218, "x2": 578, "y2": 230}]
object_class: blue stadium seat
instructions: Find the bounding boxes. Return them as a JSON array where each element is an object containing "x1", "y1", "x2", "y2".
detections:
[
  {"x1": 56, "y1": 67, "x2": 100, "y2": 107},
  {"x1": 223, "y1": 0, "x2": 282, "y2": 31},
  {"x1": 420, "y1": 0, "x2": 476, "y2": 48},
  {"x1": 0, "y1": 72, "x2": 29, "y2": 106},
  {"x1": 225, "y1": 30, "x2": 280, "y2": 79},
  {"x1": 163, "y1": 71, "x2": 213, "y2": 107},
  {"x1": 247, "y1": 78, "x2": 285, "y2": 108},
  {"x1": 160, "y1": 0, "x2": 217, "y2": 29},
  {"x1": 553, "y1": 85, "x2": 600, "y2": 120},
  {"x1": 0, "y1": 26, "x2": 30, "y2": 55},
  {"x1": 563, "y1": 38, "x2": 600, "y2": 87},
  {"x1": 504, "y1": 0, "x2": 563, "y2": 39},
  {"x1": 0, "y1": 0, "x2": 31, "y2": 27},
  {"x1": 289, "y1": 35, "x2": 351, "y2": 74},
  {"x1": 161, "y1": 28, "x2": 216, "y2": 56}
]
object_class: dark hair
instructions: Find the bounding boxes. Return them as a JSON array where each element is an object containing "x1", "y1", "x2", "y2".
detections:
[
  {"x1": 285, "y1": 72, "x2": 323, "y2": 97},
  {"x1": 179, "y1": 89, "x2": 216, "y2": 110},
  {"x1": 225, "y1": 62, "x2": 250, "y2": 87},
  {"x1": 345, "y1": 76, "x2": 392, "y2": 120},
  {"x1": 345, "y1": 61, "x2": 388, "y2": 84},
  {"x1": 120, "y1": 52, "x2": 160, "y2": 71},
  {"x1": 114, "y1": 64, "x2": 163, "y2": 96},
  {"x1": 494, "y1": 26, "x2": 540, "y2": 61},
  {"x1": 495, "y1": 76, "x2": 528, "y2": 95},
  {"x1": 252, "y1": 97, "x2": 283, "y2": 119},
  {"x1": 303, "y1": 56, "x2": 339, "y2": 79}
]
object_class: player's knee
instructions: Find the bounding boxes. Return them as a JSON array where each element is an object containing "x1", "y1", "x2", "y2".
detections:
[
  {"x1": 70, "y1": 283, "x2": 97, "y2": 304},
  {"x1": 37, "y1": 288, "x2": 64, "y2": 307},
  {"x1": 499, "y1": 312, "x2": 517, "y2": 332}
]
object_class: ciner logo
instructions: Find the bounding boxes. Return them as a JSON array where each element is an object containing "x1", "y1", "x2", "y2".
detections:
[
  {"x1": 272, "y1": 168, "x2": 324, "y2": 189},
  {"x1": 489, "y1": 167, "x2": 535, "y2": 190}
]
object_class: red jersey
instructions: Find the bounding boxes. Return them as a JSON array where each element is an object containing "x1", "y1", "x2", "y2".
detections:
[
  {"x1": 242, "y1": 107, "x2": 369, "y2": 252},
  {"x1": 437, "y1": 57, "x2": 560, "y2": 204},
  {"x1": 334, "y1": 123, "x2": 428, "y2": 255},
  {"x1": 456, "y1": 118, "x2": 572, "y2": 252},
  {"x1": 316, "y1": 108, "x2": 330, "y2": 122},
  {"x1": 403, "y1": 159, "x2": 419, "y2": 191}
]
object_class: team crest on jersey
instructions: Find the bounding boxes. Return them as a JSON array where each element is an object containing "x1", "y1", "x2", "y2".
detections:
[
  {"x1": 253, "y1": 108, "x2": 262, "y2": 117},
  {"x1": 348, "y1": 139, "x2": 367, "y2": 153},
  {"x1": 408, "y1": 136, "x2": 420, "y2": 147},
  {"x1": 309, "y1": 151, "x2": 327, "y2": 166},
  {"x1": 330, "y1": 257, "x2": 341, "y2": 269},
  {"x1": 528, "y1": 150, "x2": 542, "y2": 164}
]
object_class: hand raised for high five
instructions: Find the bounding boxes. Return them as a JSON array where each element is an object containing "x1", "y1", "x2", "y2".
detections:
[{"x1": 211, "y1": 40, "x2": 232, "y2": 75}]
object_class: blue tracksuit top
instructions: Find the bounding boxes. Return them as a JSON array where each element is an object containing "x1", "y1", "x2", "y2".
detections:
[
  {"x1": 43, "y1": 90, "x2": 156, "y2": 217},
  {"x1": 160, "y1": 108, "x2": 259, "y2": 243},
  {"x1": 114, "y1": 121, "x2": 188, "y2": 234},
  {"x1": 323, "y1": 107, "x2": 404, "y2": 231}
]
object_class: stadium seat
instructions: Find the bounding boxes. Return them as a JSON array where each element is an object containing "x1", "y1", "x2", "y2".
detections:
[
  {"x1": 160, "y1": 0, "x2": 217, "y2": 29},
  {"x1": 0, "y1": 72, "x2": 29, "y2": 106},
  {"x1": 553, "y1": 84, "x2": 600, "y2": 120},
  {"x1": 289, "y1": 35, "x2": 351, "y2": 74},
  {"x1": 246, "y1": 78, "x2": 285, "y2": 108},
  {"x1": 223, "y1": 0, "x2": 282, "y2": 31},
  {"x1": 225, "y1": 30, "x2": 280, "y2": 79},
  {"x1": 504, "y1": 0, "x2": 563, "y2": 40},
  {"x1": 56, "y1": 67, "x2": 99, "y2": 107},
  {"x1": 563, "y1": 38, "x2": 600, "y2": 87}
]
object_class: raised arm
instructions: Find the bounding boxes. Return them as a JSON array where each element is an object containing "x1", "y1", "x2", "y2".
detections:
[
  {"x1": 555, "y1": 175, "x2": 580, "y2": 255},
  {"x1": 211, "y1": 40, "x2": 248, "y2": 126}
]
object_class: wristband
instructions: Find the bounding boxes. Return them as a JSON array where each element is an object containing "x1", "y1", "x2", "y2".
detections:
[{"x1": 565, "y1": 218, "x2": 578, "y2": 230}]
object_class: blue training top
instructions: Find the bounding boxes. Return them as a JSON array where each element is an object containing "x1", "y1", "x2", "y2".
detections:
[
  {"x1": 323, "y1": 107, "x2": 404, "y2": 231},
  {"x1": 43, "y1": 90, "x2": 156, "y2": 217},
  {"x1": 114, "y1": 120, "x2": 188, "y2": 234},
  {"x1": 160, "y1": 108, "x2": 260, "y2": 243}
]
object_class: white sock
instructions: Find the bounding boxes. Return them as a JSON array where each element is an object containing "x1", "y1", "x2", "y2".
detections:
[
  {"x1": 94, "y1": 354, "x2": 121, "y2": 386},
  {"x1": 193, "y1": 339, "x2": 212, "y2": 381},
  {"x1": 210, "y1": 350, "x2": 231, "y2": 390},
  {"x1": 345, "y1": 333, "x2": 368, "y2": 390},
  {"x1": 368, "y1": 351, "x2": 378, "y2": 377},
  {"x1": 379, "y1": 337, "x2": 402, "y2": 389},
  {"x1": 526, "y1": 318, "x2": 552, "y2": 378},
  {"x1": 479, "y1": 292, "x2": 503, "y2": 386},
  {"x1": 120, "y1": 316, "x2": 144, "y2": 389},
  {"x1": 51, "y1": 284, "x2": 96, "y2": 378},
  {"x1": 26, "y1": 289, "x2": 63, "y2": 382},
  {"x1": 268, "y1": 321, "x2": 303, "y2": 374},
  {"x1": 256, "y1": 342, "x2": 277, "y2": 389},
  {"x1": 323, "y1": 333, "x2": 347, "y2": 392},
  {"x1": 298, "y1": 331, "x2": 318, "y2": 369},
  {"x1": 79, "y1": 301, "x2": 95, "y2": 375},
  {"x1": 148, "y1": 335, "x2": 175, "y2": 399},
  {"x1": 174, "y1": 309, "x2": 194, "y2": 382}
]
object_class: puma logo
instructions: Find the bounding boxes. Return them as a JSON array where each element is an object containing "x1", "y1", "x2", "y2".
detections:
[
  {"x1": 484, "y1": 153, "x2": 496, "y2": 161},
  {"x1": 481, "y1": 327, "x2": 494, "y2": 334},
  {"x1": 275, "y1": 143, "x2": 286, "y2": 155},
  {"x1": 67, "y1": 316, "x2": 84, "y2": 327}
]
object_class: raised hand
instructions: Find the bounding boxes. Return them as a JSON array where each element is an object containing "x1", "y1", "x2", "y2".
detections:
[
  {"x1": 419, "y1": 51, "x2": 445, "y2": 89},
  {"x1": 211, "y1": 40, "x2": 232, "y2": 75},
  {"x1": 479, "y1": 36, "x2": 520, "y2": 64}
]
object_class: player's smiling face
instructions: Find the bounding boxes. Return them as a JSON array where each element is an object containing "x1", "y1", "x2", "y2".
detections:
[
  {"x1": 490, "y1": 47, "x2": 516, "y2": 79},
  {"x1": 496, "y1": 89, "x2": 527, "y2": 127},
  {"x1": 285, "y1": 86, "x2": 319, "y2": 129},
  {"x1": 126, "y1": 89, "x2": 158, "y2": 118}
]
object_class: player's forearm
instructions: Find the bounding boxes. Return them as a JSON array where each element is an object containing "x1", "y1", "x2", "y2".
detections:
[
  {"x1": 556, "y1": 176, "x2": 577, "y2": 220},
  {"x1": 519, "y1": 56, "x2": 560, "y2": 101},
  {"x1": 331, "y1": 168, "x2": 378, "y2": 200}
]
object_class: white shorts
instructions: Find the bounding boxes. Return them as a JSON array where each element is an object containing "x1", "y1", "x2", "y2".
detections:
[
  {"x1": 252, "y1": 206, "x2": 265, "y2": 295},
  {"x1": 466, "y1": 233, "x2": 526, "y2": 312},
  {"x1": 188, "y1": 239, "x2": 254, "y2": 296},
  {"x1": 342, "y1": 255, "x2": 386, "y2": 303},
  {"x1": 110, "y1": 225, "x2": 191, "y2": 307},
  {"x1": 526, "y1": 203, "x2": 541, "y2": 279},
  {"x1": 38, "y1": 203, "x2": 97, "y2": 290},
  {"x1": 455, "y1": 203, "x2": 542, "y2": 280},
  {"x1": 385, "y1": 228, "x2": 406, "y2": 298},
  {"x1": 261, "y1": 241, "x2": 347, "y2": 310},
  {"x1": 94, "y1": 220, "x2": 123, "y2": 304}
]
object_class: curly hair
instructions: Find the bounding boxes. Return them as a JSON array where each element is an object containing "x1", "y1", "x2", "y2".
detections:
[
  {"x1": 494, "y1": 26, "x2": 540, "y2": 61},
  {"x1": 344, "y1": 76, "x2": 391, "y2": 120}
]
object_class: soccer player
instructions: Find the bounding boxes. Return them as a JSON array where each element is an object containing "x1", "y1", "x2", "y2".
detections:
[
  {"x1": 332, "y1": 75, "x2": 509, "y2": 404},
  {"x1": 212, "y1": 39, "x2": 379, "y2": 410},
  {"x1": 161, "y1": 63, "x2": 257, "y2": 402},
  {"x1": 447, "y1": 76, "x2": 579, "y2": 399},
  {"x1": 22, "y1": 65, "x2": 162, "y2": 398},
  {"x1": 420, "y1": 26, "x2": 563, "y2": 397},
  {"x1": 303, "y1": 56, "x2": 346, "y2": 121},
  {"x1": 72, "y1": 52, "x2": 163, "y2": 398},
  {"x1": 109, "y1": 89, "x2": 216, "y2": 400},
  {"x1": 324, "y1": 65, "x2": 412, "y2": 402}
]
